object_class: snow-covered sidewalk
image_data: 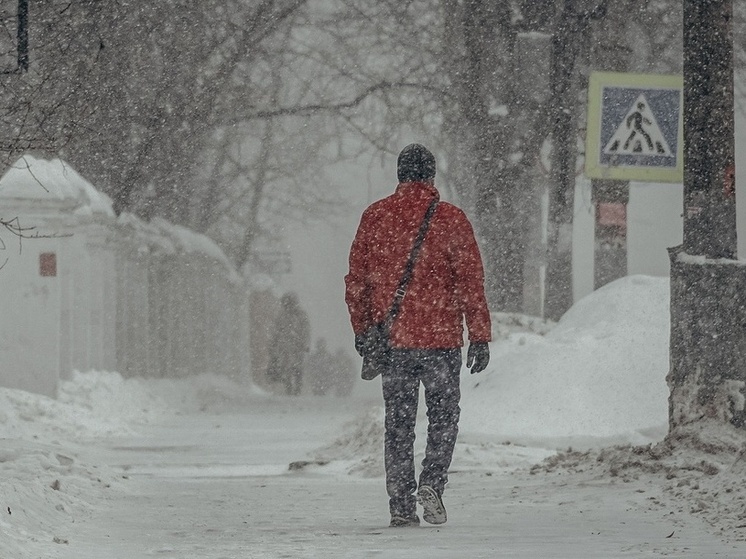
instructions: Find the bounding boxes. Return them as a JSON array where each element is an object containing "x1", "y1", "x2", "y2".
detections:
[{"x1": 51, "y1": 399, "x2": 744, "y2": 558}]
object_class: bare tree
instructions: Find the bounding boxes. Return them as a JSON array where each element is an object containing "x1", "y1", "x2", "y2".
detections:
[
  {"x1": 1, "y1": 1, "x2": 424, "y2": 269},
  {"x1": 0, "y1": 0, "x2": 691, "y2": 290}
]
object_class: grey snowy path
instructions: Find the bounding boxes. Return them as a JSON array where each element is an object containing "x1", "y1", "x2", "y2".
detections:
[{"x1": 58, "y1": 398, "x2": 744, "y2": 559}]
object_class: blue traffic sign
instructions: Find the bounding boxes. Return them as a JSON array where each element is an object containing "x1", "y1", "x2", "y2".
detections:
[{"x1": 586, "y1": 72, "x2": 683, "y2": 183}]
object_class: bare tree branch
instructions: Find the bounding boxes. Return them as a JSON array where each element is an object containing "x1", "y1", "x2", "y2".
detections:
[
  {"x1": 0, "y1": 216, "x2": 70, "y2": 270},
  {"x1": 222, "y1": 80, "x2": 452, "y2": 124}
]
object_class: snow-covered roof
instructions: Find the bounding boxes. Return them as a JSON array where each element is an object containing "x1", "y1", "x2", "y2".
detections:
[
  {"x1": 0, "y1": 155, "x2": 115, "y2": 217},
  {"x1": 149, "y1": 217, "x2": 242, "y2": 283},
  {"x1": 113, "y1": 214, "x2": 243, "y2": 284}
]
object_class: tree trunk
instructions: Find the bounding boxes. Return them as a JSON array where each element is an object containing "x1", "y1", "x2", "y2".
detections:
[
  {"x1": 461, "y1": 0, "x2": 500, "y2": 310},
  {"x1": 681, "y1": 0, "x2": 737, "y2": 259},
  {"x1": 544, "y1": 0, "x2": 583, "y2": 321},
  {"x1": 456, "y1": 0, "x2": 528, "y2": 313},
  {"x1": 17, "y1": 0, "x2": 29, "y2": 72},
  {"x1": 668, "y1": 0, "x2": 744, "y2": 434}
]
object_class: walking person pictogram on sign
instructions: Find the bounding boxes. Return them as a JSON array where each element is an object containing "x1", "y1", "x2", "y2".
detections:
[
  {"x1": 585, "y1": 72, "x2": 683, "y2": 182},
  {"x1": 603, "y1": 94, "x2": 673, "y2": 157}
]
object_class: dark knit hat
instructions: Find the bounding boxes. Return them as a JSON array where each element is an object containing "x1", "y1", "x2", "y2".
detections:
[{"x1": 397, "y1": 143, "x2": 436, "y2": 182}]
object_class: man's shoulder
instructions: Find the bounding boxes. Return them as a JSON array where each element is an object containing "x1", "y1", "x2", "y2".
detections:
[
  {"x1": 361, "y1": 195, "x2": 469, "y2": 222},
  {"x1": 435, "y1": 201, "x2": 469, "y2": 221},
  {"x1": 361, "y1": 194, "x2": 397, "y2": 218},
  {"x1": 436, "y1": 200, "x2": 463, "y2": 212}
]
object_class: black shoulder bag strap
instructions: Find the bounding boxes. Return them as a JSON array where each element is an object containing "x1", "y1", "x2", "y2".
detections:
[{"x1": 384, "y1": 198, "x2": 439, "y2": 330}]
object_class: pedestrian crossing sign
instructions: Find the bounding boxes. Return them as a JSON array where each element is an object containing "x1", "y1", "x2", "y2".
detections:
[{"x1": 585, "y1": 72, "x2": 683, "y2": 182}]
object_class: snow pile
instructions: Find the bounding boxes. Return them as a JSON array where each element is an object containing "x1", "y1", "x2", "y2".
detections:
[
  {"x1": 460, "y1": 275, "x2": 670, "y2": 446},
  {"x1": 119, "y1": 371, "x2": 265, "y2": 414},
  {"x1": 311, "y1": 406, "x2": 386, "y2": 477},
  {"x1": 0, "y1": 371, "x2": 260, "y2": 558},
  {"x1": 0, "y1": 438, "x2": 123, "y2": 559},
  {"x1": 490, "y1": 311, "x2": 555, "y2": 340},
  {"x1": 314, "y1": 275, "x2": 670, "y2": 476},
  {"x1": 533, "y1": 419, "x2": 746, "y2": 540},
  {"x1": 0, "y1": 375, "x2": 144, "y2": 443},
  {"x1": 0, "y1": 372, "x2": 136, "y2": 559},
  {"x1": 0, "y1": 370, "x2": 258, "y2": 443}
]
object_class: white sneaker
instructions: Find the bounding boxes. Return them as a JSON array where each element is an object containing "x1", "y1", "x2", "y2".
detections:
[{"x1": 417, "y1": 485, "x2": 447, "y2": 525}]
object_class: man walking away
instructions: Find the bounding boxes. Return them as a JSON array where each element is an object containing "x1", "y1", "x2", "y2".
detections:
[{"x1": 345, "y1": 143, "x2": 491, "y2": 527}]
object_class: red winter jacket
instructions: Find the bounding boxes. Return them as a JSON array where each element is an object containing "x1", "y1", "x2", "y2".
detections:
[{"x1": 345, "y1": 181, "x2": 491, "y2": 349}]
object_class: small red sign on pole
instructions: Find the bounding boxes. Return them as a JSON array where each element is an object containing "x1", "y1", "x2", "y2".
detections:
[
  {"x1": 596, "y1": 202, "x2": 627, "y2": 232},
  {"x1": 724, "y1": 163, "x2": 735, "y2": 198},
  {"x1": 39, "y1": 252, "x2": 56, "y2": 277}
]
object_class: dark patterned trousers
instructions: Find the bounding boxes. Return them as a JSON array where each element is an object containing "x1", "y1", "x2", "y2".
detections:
[{"x1": 381, "y1": 348, "x2": 462, "y2": 518}]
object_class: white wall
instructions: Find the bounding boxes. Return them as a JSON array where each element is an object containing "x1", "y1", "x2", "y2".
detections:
[
  {"x1": 628, "y1": 182, "x2": 684, "y2": 276},
  {"x1": 0, "y1": 227, "x2": 62, "y2": 397},
  {"x1": 0, "y1": 157, "x2": 251, "y2": 397}
]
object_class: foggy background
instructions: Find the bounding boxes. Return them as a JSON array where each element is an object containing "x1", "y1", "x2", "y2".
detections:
[{"x1": 3, "y1": 0, "x2": 746, "y2": 385}]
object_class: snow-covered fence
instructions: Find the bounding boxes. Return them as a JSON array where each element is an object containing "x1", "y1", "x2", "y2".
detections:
[
  {"x1": 111, "y1": 215, "x2": 250, "y2": 380},
  {"x1": 0, "y1": 156, "x2": 250, "y2": 397}
]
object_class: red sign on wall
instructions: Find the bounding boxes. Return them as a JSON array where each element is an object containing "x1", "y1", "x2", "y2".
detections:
[
  {"x1": 39, "y1": 252, "x2": 57, "y2": 277},
  {"x1": 596, "y1": 202, "x2": 627, "y2": 231}
]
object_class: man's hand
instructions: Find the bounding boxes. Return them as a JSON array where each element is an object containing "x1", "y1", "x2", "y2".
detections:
[
  {"x1": 466, "y1": 342, "x2": 489, "y2": 374},
  {"x1": 355, "y1": 332, "x2": 369, "y2": 357}
]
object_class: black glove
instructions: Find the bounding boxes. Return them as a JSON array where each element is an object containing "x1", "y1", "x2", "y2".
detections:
[
  {"x1": 466, "y1": 342, "x2": 489, "y2": 374},
  {"x1": 355, "y1": 332, "x2": 369, "y2": 357}
]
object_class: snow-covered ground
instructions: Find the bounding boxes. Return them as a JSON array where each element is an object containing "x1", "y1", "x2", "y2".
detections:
[{"x1": 2, "y1": 275, "x2": 746, "y2": 557}]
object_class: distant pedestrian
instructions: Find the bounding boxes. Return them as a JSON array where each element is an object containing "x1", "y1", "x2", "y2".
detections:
[
  {"x1": 307, "y1": 338, "x2": 334, "y2": 396},
  {"x1": 330, "y1": 348, "x2": 354, "y2": 397},
  {"x1": 266, "y1": 292, "x2": 311, "y2": 396},
  {"x1": 345, "y1": 143, "x2": 491, "y2": 527}
]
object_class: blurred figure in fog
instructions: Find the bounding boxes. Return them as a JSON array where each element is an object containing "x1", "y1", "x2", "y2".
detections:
[
  {"x1": 266, "y1": 292, "x2": 310, "y2": 396},
  {"x1": 307, "y1": 338, "x2": 334, "y2": 395},
  {"x1": 330, "y1": 348, "x2": 354, "y2": 397}
]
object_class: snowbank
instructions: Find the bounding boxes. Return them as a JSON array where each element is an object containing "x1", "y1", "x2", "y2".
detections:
[
  {"x1": 460, "y1": 275, "x2": 670, "y2": 447},
  {"x1": 0, "y1": 371, "x2": 263, "y2": 558},
  {"x1": 314, "y1": 275, "x2": 671, "y2": 477},
  {"x1": 534, "y1": 418, "x2": 746, "y2": 541}
]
